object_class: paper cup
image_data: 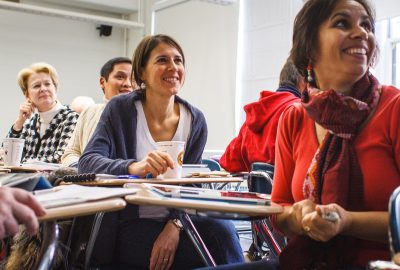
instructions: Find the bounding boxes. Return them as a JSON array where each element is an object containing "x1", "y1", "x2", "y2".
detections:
[
  {"x1": 2, "y1": 138, "x2": 25, "y2": 166},
  {"x1": 156, "y1": 141, "x2": 185, "y2": 179}
]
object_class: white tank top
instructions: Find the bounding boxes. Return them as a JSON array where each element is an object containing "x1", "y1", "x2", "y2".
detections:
[{"x1": 134, "y1": 100, "x2": 192, "y2": 218}]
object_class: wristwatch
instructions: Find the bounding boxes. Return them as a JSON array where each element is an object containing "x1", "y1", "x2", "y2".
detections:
[{"x1": 169, "y1": 219, "x2": 183, "y2": 230}]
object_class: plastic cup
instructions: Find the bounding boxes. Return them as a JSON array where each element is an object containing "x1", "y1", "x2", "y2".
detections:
[
  {"x1": 2, "y1": 138, "x2": 25, "y2": 166},
  {"x1": 156, "y1": 141, "x2": 185, "y2": 179}
]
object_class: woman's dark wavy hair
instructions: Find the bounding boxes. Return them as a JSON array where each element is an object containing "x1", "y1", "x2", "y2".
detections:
[
  {"x1": 132, "y1": 34, "x2": 185, "y2": 87},
  {"x1": 289, "y1": 0, "x2": 376, "y2": 78}
]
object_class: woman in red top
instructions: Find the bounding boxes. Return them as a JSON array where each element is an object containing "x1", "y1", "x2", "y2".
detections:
[{"x1": 271, "y1": 0, "x2": 400, "y2": 269}]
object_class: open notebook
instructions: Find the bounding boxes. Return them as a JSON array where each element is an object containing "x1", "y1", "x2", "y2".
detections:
[{"x1": 34, "y1": 184, "x2": 139, "y2": 209}]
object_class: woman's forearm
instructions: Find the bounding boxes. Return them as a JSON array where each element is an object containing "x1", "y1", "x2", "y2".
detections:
[{"x1": 343, "y1": 211, "x2": 388, "y2": 243}]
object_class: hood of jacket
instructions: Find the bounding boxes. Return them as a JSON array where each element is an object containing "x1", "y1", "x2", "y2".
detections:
[{"x1": 244, "y1": 89, "x2": 300, "y2": 133}]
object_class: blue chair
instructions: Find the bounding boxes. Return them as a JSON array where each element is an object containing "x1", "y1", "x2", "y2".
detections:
[
  {"x1": 202, "y1": 158, "x2": 221, "y2": 171},
  {"x1": 389, "y1": 186, "x2": 400, "y2": 256},
  {"x1": 367, "y1": 186, "x2": 400, "y2": 270}
]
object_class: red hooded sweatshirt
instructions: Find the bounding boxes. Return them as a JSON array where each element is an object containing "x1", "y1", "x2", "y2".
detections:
[{"x1": 220, "y1": 90, "x2": 300, "y2": 172}]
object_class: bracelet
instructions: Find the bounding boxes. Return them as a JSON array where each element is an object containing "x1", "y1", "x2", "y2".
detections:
[{"x1": 169, "y1": 219, "x2": 183, "y2": 230}]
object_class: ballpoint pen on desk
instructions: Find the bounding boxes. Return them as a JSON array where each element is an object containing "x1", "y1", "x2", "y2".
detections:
[{"x1": 115, "y1": 175, "x2": 140, "y2": 179}]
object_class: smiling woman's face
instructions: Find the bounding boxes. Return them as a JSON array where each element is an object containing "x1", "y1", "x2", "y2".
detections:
[
  {"x1": 26, "y1": 72, "x2": 57, "y2": 112},
  {"x1": 140, "y1": 42, "x2": 185, "y2": 98},
  {"x1": 313, "y1": 0, "x2": 376, "y2": 93}
]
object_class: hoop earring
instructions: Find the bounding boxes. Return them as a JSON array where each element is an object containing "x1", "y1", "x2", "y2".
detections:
[{"x1": 306, "y1": 63, "x2": 314, "y2": 83}]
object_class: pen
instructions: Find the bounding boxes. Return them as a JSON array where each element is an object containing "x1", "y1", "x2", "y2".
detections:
[
  {"x1": 94, "y1": 174, "x2": 140, "y2": 180},
  {"x1": 117, "y1": 175, "x2": 140, "y2": 179}
]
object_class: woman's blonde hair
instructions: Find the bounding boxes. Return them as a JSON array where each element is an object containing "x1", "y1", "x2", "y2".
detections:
[{"x1": 17, "y1": 62, "x2": 59, "y2": 96}]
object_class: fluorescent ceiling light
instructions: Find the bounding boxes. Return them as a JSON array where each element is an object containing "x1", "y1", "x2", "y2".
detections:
[{"x1": 0, "y1": 0, "x2": 144, "y2": 29}]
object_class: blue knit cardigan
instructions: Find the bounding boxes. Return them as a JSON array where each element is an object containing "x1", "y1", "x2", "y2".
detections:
[{"x1": 78, "y1": 90, "x2": 207, "y2": 174}]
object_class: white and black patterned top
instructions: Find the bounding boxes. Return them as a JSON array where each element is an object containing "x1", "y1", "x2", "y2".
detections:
[{"x1": 8, "y1": 107, "x2": 78, "y2": 163}]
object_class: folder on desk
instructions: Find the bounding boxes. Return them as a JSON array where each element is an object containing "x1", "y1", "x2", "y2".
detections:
[
  {"x1": 34, "y1": 184, "x2": 139, "y2": 209},
  {"x1": 142, "y1": 183, "x2": 270, "y2": 205}
]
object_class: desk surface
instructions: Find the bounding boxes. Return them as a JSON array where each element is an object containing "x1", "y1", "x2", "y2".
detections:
[
  {"x1": 39, "y1": 198, "x2": 126, "y2": 221},
  {"x1": 61, "y1": 177, "x2": 243, "y2": 186},
  {"x1": 1, "y1": 165, "x2": 58, "y2": 172},
  {"x1": 125, "y1": 189, "x2": 282, "y2": 218}
]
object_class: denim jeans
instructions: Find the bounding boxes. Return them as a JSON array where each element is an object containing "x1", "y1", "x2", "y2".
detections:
[{"x1": 91, "y1": 209, "x2": 244, "y2": 270}]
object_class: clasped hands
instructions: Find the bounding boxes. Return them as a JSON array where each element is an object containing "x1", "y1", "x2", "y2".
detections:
[{"x1": 287, "y1": 199, "x2": 352, "y2": 242}]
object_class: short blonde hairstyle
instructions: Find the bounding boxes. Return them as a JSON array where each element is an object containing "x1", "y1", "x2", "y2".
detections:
[{"x1": 17, "y1": 62, "x2": 59, "y2": 96}]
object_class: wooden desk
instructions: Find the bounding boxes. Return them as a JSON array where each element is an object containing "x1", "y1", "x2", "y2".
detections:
[
  {"x1": 39, "y1": 198, "x2": 126, "y2": 221},
  {"x1": 61, "y1": 177, "x2": 243, "y2": 186},
  {"x1": 1, "y1": 164, "x2": 59, "y2": 172},
  {"x1": 125, "y1": 189, "x2": 282, "y2": 218}
]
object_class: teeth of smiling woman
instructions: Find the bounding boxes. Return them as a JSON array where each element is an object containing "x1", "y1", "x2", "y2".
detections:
[
  {"x1": 346, "y1": 48, "x2": 366, "y2": 55},
  {"x1": 164, "y1": 77, "x2": 177, "y2": 82}
]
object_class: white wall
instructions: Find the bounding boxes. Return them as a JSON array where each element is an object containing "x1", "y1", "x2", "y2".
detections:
[
  {"x1": 373, "y1": 0, "x2": 400, "y2": 20},
  {"x1": 236, "y1": 0, "x2": 303, "y2": 126},
  {"x1": 153, "y1": 1, "x2": 239, "y2": 151},
  {"x1": 0, "y1": 5, "x2": 133, "y2": 138}
]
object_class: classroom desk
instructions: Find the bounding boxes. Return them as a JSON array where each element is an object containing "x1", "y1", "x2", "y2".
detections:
[
  {"x1": 1, "y1": 164, "x2": 59, "y2": 173},
  {"x1": 125, "y1": 188, "x2": 281, "y2": 218},
  {"x1": 60, "y1": 177, "x2": 244, "y2": 186},
  {"x1": 125, "y1": 188, "x2": 282, "y2": 267},
  {"x1": 35, "y1": 198, "x2": 126, "y2": 270},
  {"x1": 39, "y1": 198, "x2": 127, "y2": 221}
]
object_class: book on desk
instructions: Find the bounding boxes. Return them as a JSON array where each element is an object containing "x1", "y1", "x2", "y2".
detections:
[
  {"x1": 34, "y1": 184, "x2": 139, "y2": 209},
  {"x1": 135, "y1": 183, "x2": 270, "y2": 205}
]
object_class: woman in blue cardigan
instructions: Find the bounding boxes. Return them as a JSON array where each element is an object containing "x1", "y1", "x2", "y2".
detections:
[{"x1": 79, "y1": 34, "x2": 243, "y2": 270}]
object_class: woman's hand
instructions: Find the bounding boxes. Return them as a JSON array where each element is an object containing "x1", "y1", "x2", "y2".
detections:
[
  {"x1": 283, "y1": 199, "x2": 317, "y2": 236},
  {"x1": 149, "y1": 221, "x2": 180, "y2": 270},
  {"x1": 128, "y1": 151, "x2": 174, "y2": 178},
  {"x1": 301, "y1": 203, "x2": 351, "y2": 242},
  {"x1": 13, "y1": 100, "x2": 35, "y2": 131}
]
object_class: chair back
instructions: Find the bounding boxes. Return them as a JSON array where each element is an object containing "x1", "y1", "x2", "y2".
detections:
[
  {"x1": 201, "y1": 158, "x2": 221, "y2": 171},
  {"x1": 248, "y1": 162, "x2": 274, "y2": 194},
  {"x1": 389, "y1": 186, "x2": 400, "y2": 255},
  {"x1": 247, "y1": 162, "x2": 286, "y2": 260}
]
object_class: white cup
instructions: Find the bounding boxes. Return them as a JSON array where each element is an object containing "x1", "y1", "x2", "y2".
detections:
[
  {"x1": 156, "y1": 141, "x2": 185, "y2": 179},
  {"x1": 2, "y1": 138, "x2": 25, "y2": 166}
]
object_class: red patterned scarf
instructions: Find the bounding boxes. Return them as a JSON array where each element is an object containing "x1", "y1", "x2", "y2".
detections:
[{"x1": 280, "y1": 73, "x2": 381, "y2": 270}]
